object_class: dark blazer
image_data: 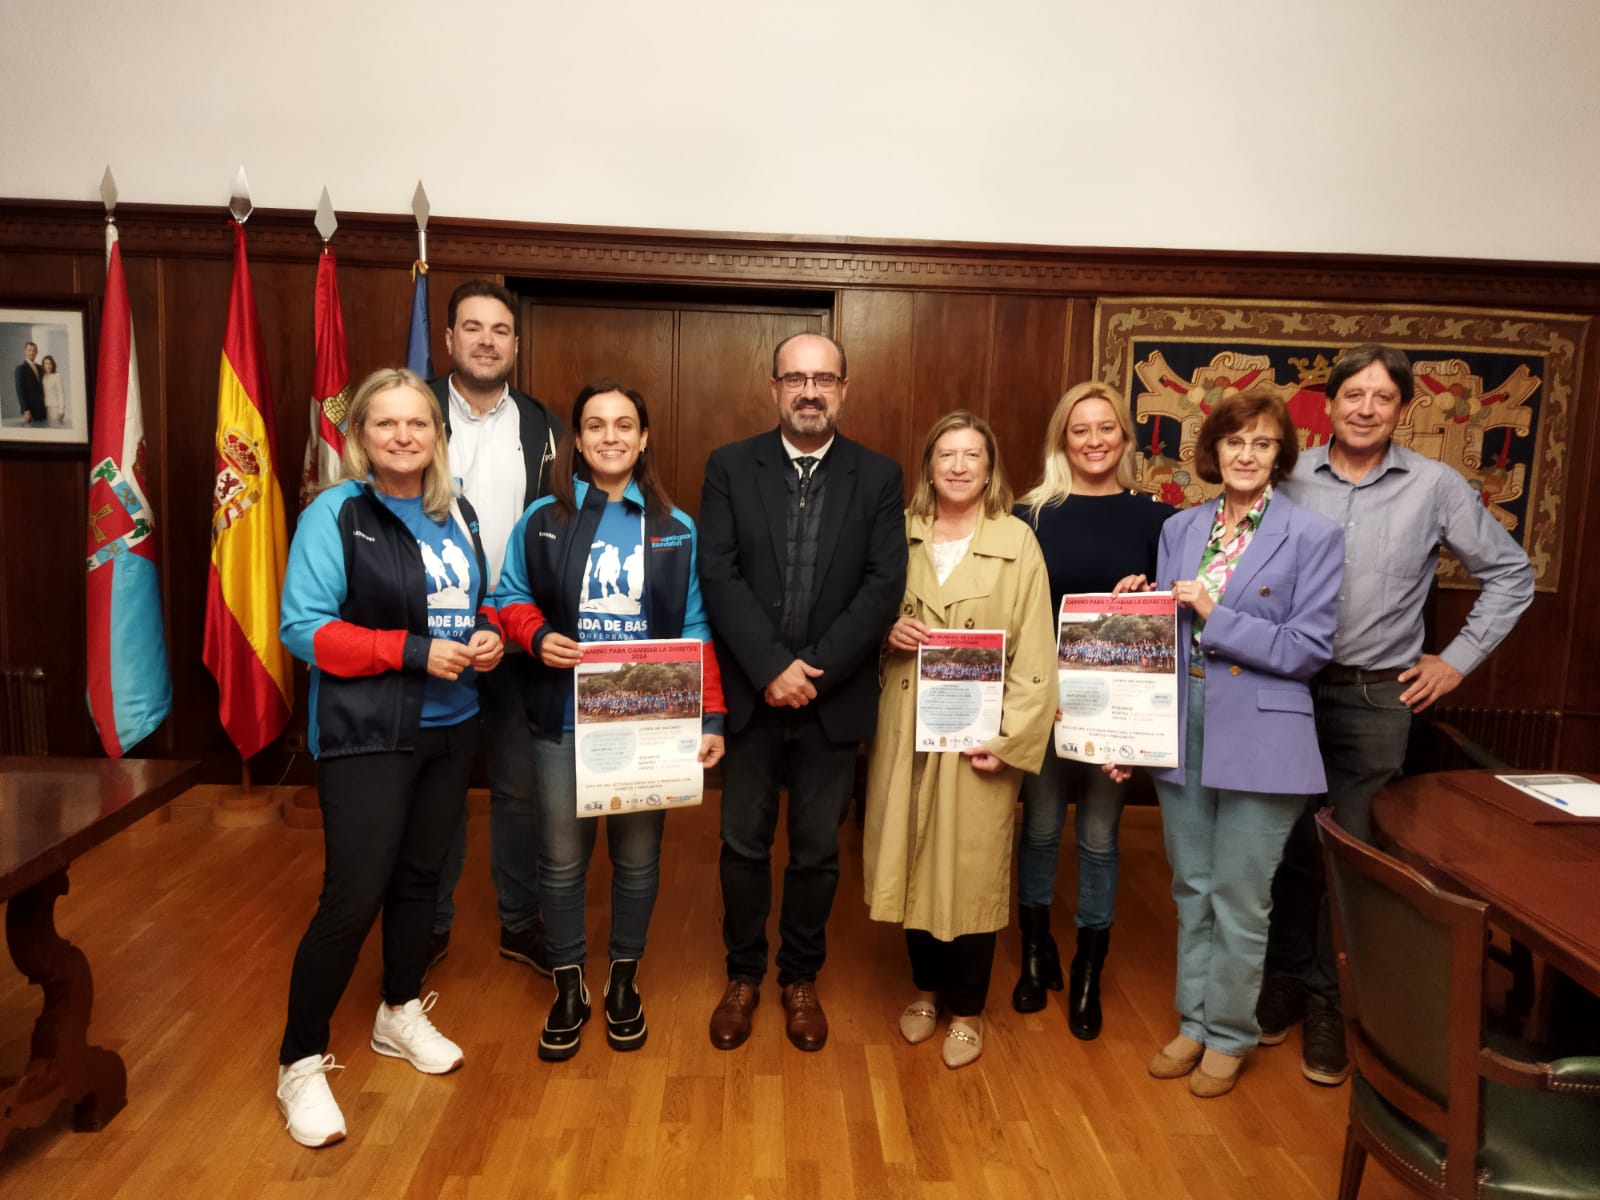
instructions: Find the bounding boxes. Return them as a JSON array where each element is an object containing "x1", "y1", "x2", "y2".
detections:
[
  {"x1": 698, "y1": 428, "x2": 906, "y2": 740},
  {"x1": 14, "y1": 361, "x2": 44, "y2": 421},
  {"x1": 429, "y1": 375, "x2": 559, "y2": 505}
]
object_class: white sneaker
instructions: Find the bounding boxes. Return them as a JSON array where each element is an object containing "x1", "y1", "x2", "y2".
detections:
[
  {"x1": 276, "y1": 1054, "x2": 346, "y2": 1148},
  {"x1": 371, "y1": 991, "x2": 464, "y2": 1074}
]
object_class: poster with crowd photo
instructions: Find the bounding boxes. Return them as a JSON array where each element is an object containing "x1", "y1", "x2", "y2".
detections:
[
  {"x1": 573, "y1": 639, "x2": 705, "y2": 819},
  {"x1": 1054, "y1": 593, "x2": 1179, "y2": 770},
  {"x1": 916, "y1": 630, "x2": 1005, "y2": 752}
]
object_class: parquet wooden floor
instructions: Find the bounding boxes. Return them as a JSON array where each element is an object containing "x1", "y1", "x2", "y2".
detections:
[{"x1": 0, "y1": 790, "x2": 1412, "y2": 1199}]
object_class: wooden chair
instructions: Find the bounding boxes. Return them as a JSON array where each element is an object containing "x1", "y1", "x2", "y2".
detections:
[{"x1": 1316, "y1": 808, "x2": 1600, "y2": 1199}]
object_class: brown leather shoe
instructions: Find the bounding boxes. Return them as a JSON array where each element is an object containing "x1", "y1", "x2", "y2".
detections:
[
  {"x1": 709, "y1": 979, "x2": 760, "y2": 1050},
  {"x1": 780, "y1": 981, "x2": 828, "y2": 1051}
]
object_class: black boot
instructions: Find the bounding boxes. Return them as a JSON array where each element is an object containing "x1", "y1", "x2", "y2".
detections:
[
  {"x1": 1067, "y1": 926, "x2": 1111, "y2": 1040},
  {"x1": 1011, "y1": 904, "x2": 1065, "y2": 1013},
  {"x1": 538, "y1": 964, "x2": 591, "y2": 1062},
  {"x1": 604, "y1": 959, "x2": 647, "y2": 1051}
]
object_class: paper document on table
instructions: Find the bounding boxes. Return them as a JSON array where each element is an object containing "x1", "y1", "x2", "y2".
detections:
[{"x1": 1496, "y1": 774, "x2": 1600, "y2": 817}]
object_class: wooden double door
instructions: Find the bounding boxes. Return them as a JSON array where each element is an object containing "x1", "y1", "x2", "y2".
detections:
[{"x1": 516, "y1": 288, "x2": 829, "y2": 517}]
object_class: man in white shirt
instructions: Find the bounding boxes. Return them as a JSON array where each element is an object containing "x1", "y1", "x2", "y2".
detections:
[{"x1": 428, "y1": 280, "x2": 560, "y2": 977}]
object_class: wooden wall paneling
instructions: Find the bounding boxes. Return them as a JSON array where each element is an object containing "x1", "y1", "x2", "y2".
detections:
[
  {"x1": 675, "y1": 308, "x2": 822, "y2": 516},
  {"x1": 1561, "y1": 717, "x2": 1600, "y2": 772},
  {"x1": 523, "y1": 301, "x2": 676, "y2": 503},
  {"x1": 3, "y1": 202, "x2": 1600, "y2": 777},
  {"x1": 986, "y1": 295, "x2": 1070, "y2": 497},
  {"x1": 523, "y1": 302, "x2": 676, "y2": 423},
  {"x1": 909, "y1": 292, "x2": 995, "y2": 463},
  {"x1": 250, "y1": 258, "x2": 317, "y2": 525},
  {"x1": 337, "y1": 261, "x2": 425, "y2": 386},
  {"x1": 0, "y1": 455, "x2": 92, "y2": 752},
  {"x1": 1061, "y1": 297, "x2": 1095, "y2": 391},
  {"x1": 0, "y1": 249, "x2": 83, "y2": 297},
  {"x1": 9, "y1": 203, "x2": 1600, "y2": 310},
  {"x1": 836, "y1": 289, "x2": 916, "y2": 477}
]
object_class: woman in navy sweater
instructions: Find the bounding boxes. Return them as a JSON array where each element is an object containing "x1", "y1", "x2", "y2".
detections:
[{"x1": 1013, "y1": 381, "x2": 1175, "y2": 1039}]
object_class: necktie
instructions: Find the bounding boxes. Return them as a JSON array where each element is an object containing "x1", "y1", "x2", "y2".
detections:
[{"x1": 795, "y1": 456, "x2": 818, "y2": 509}]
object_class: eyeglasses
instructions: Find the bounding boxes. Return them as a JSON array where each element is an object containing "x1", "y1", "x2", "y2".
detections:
[
  {"x1": 777, "y1": 372, "x2": 842, "y2": 393},
  {"x1": 1220, "y1": 436, "x2": 1279, "y2": 456}
]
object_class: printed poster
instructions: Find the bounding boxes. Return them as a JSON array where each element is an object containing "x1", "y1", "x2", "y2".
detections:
[
  {"x1": 1054, "y1": 593, "x2": 1179, "y2": 769},
  {"x1": 573, "y1": 638, "x2": 705, "y2": 818},
  {"x1": 916, "y1": 630, "x2": 1005, "y2": 752}
]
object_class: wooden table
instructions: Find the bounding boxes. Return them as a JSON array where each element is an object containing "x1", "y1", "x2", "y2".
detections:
[
  {"x1": 1, "y1": 756, "x2": 201, "y2": 1149},
  {"x1": 1371, "y1": 770, "x2": 1600, "y2": 1000}
]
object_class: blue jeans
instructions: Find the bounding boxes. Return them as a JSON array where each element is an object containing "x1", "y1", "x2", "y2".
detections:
[
  {"x1": 1155, "y1": 677, "x2": 1303, "y2": 1056},
  {"x1": 530, "y1": 731, "x2": 666, "y2": 966},
  {"x1": 434, "y1": 654, "x2": 543, "y2": 935},
  {"x1": 1265, "y1": 679, "x2": 1412, "y2": 1002},
  {"x1": 1017, "y1": 743, "x2": 1127, "y2": 928}
]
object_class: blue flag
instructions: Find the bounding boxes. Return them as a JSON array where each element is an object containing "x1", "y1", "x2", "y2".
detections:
[{"x1": 406, "y1": 267, "x2": 432, "y2": 378}]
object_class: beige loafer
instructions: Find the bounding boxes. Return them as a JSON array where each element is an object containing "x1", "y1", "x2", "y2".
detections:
[
  {"x1": 898, "y1": 1001, "x2": 938, "y2": 1045},
  {"x1": 942, "y1": 1017, "x2": 984, "y2": 1069}
]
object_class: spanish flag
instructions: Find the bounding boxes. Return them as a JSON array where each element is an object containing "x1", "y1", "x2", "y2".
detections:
[{"x1": 202, "y1": 220, "x2": 292, "y2": 758}]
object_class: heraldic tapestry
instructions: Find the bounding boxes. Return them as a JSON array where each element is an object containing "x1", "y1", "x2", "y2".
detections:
[{"x1": 1093, "y1": 299, "x2": 1590, "y2": 591}]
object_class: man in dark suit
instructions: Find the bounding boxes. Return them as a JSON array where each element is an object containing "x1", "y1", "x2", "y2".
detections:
[
  {"x1": 427, "y1": 280, "x2": 561, "y2": 977},
  {"x1": 698, "y1": 332, "x2": 907, "y2": 1051},
  {"x1": 14, "y1": 342, "x2": 45, "y2": 424}
]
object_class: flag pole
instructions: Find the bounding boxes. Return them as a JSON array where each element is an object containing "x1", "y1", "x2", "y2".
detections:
[
  {"x1": 406, "y1": 182, "x2": 433, "y2": 377},
  {"x1": 285, "y1": 187, "x2": 348, "y2": 831},
  {"x1": 209, "y1": 166, "x2": 286, "y2": 828}
]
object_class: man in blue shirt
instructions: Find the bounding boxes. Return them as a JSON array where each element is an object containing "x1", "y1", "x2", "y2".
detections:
[{"x1": 1261, "y1": 343, "x2": 1534, "y2": 1086}]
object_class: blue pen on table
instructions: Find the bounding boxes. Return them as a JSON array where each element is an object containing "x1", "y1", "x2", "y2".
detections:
[{"x1": 1524, "y1": 785, "x2": 1569, "y2": 808}]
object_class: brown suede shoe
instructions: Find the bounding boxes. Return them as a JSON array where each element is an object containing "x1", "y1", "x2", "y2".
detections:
[
  {"x1": 781, "y1": 981, "x2": 828, "y2": 1051},
  {"x1": 709, "y1": 979, "x2": 760, "y2": 1050}
]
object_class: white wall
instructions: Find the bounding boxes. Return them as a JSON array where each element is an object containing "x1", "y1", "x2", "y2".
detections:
[{"x1": 7, "y1": 0, "x2": 1599, "y2": 262}]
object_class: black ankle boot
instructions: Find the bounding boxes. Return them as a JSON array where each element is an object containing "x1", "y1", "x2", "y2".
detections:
[
  {"x1": 1011, "y1": 904, "x2": 1065, "y2": 1013},
  {"x1": 604, "y1": 959, "x2": 647, "y2": 1051},
  {"x1": 538, "y1": 964, "x2": 591, "y2": 1062},
  {"x1": 1067, "y1": 926, "x2": 1111, "y2": 1040}
]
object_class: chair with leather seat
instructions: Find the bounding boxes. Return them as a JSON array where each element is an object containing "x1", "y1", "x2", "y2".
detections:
[{"x1": 1316, "y1": 808, "x2": 1600, "y2": 1199}]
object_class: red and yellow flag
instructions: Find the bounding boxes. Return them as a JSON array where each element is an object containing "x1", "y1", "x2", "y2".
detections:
[
  {"x1": 299, "y1": 247, "x2": 350, "y2": 509},
  {"x1": 202, "y1": 220, "x2": 293, "y2": 757}
]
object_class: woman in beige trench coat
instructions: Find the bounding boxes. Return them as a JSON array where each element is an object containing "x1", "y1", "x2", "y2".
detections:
[{"x1": 863, "y1": 410, "x2": 1057, "y2": 1069}]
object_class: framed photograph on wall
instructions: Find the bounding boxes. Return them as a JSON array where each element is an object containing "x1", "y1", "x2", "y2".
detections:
[{"x1": 0, "y1": 302, "x2": 91, "y2": 446}]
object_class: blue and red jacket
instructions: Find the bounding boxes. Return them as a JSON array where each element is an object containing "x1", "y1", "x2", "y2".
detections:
[
  {"x1": 281, "y1": 479, "x2": 501, "y2": 758},
  {"x1": 496, "y1": 477, "x2": 725, "y2": 739}
]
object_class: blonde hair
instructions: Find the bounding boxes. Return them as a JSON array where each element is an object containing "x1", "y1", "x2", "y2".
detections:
[
  {"x1": 908, "y1": 410, "x2": 1013, "y2": 520},
  {"x1": 1017, "y1": 381, "x2": 1137, "y2": 518},
  {"x1": 341, "y1": 367, "x2": 455, "y2": 521}
]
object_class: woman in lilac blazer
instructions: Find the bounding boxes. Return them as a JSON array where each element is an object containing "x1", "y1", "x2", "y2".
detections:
[{"x1": 1115, "y1": 384, "x2": 1342, "y2": 1099}]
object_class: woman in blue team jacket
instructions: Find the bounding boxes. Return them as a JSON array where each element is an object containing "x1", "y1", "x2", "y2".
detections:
[
  {"x1": 496, "y1": 380, "x2": 726, "y2": 1062},
  {"x1": 275, "y1": 368, "x2": 503, "y2": 1149}
]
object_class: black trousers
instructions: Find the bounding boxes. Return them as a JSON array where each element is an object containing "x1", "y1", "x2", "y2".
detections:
[
  {"x1": 906, "y1": 929, "x2": 998, "y2": 1017},
  {"x1": 279, "y1": 718, "x2": 479, "y2": 1064},
  {"x1": 719, "y1": 707, "x2": 858, "y2": 986}
]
